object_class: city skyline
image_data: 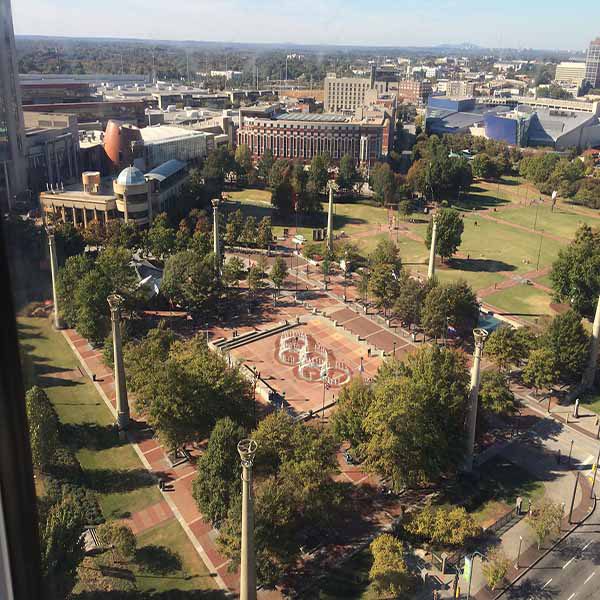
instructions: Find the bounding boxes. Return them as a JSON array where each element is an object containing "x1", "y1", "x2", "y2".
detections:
[{"x1": 12, "y1": 0, "x2": 600, "y2": 52}]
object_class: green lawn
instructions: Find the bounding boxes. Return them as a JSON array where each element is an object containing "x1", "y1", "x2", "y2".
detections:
[
  {"x1": 484, "y1": 284, "x2": 555, "y2": 322},
  {"x1": 534, "y1": 273, "x2": 554, "y2": 288},
  {"x1": 581, "y1": 391, "x2": 600, "y2": 416},
  {"x1": 224, "y1": 188, "x2": 272, "y2": 204}
]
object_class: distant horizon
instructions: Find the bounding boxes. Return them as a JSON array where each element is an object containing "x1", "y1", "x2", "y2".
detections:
[{"x1": 11, "y1": 0, "x2": 600, "y2": 52}]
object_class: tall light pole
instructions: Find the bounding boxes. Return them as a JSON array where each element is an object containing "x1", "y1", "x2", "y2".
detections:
[
  {"x1": 238, "y1": 438, "x2": 258, "y2": 600},
  {"x1": 212, "y1": 198, "x2": 221, "y2": 274},
  {"x1": 427, "y1": 214, "x2": 438, "y2": 280},
  {"x1": 327, "y1": 184, "x2": 335, "y2": 254},
  {"x1": 583, "y1": 294, "x2": 600, "y2": 390},
  {"x1": 46, "y1": 226, "x2": 64, "y2": 329},
  {"x1": 108, "y1": 293, "x2": 130, "y2": 433},
  {"x1": 464, "y1": 328, "x2": 489, "y2": 473}
]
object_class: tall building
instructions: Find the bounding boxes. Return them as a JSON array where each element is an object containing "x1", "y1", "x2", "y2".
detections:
[
  {"x1": 555, "y1": 62, "x2": 587, "y2": 87},
  {"x1": 585, "y1": 38, "x2": 600, "y2": 89},
  {"x1": 0, "y1": 0, "x2": 28, "y2": 208}
]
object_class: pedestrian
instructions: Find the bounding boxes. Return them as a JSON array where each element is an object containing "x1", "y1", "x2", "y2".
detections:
[
  {"x1": 467, "y1": 254, "x2": 470, "y2": 260},
  {"x1": 474, "y1": 220, "x2": 478, "y2": 227},
  {"x1": 556, "y1": 449, "x2": 561, "y2": 465},
  {"x1": 92, "y1": 373, "x2": 96, "y2": 382}
]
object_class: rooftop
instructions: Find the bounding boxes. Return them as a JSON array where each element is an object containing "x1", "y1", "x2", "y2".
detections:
[
  {"x1": 275, "y1": 112, "x2": 350, "y2": 123},
  {"x1": 139, "y1": 125, "x2": 210, "y2": 143},
  {"x1": 145, "y1": 159, "x2": 187, "y2": 182}
]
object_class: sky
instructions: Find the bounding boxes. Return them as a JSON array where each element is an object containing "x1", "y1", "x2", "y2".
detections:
[{"x1": 11, "y1": 0, "x2": 600, "y2": 51}]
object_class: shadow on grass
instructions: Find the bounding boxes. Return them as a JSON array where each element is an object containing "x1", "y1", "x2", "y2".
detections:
[
  {"x1": 135, "y1": 545, "x2": 182, "y2": 575},
  {"x1": 447, "y1": 257, "x2": 516, "y2": 273},
  {"x1": 61, "y1": 422, "x2": 121, "y2": 451},
  {"x1": 85, "y1": 468, "x2": 155, "y2": 493},
  {"x1": 454, "y1": 194, "x2": 511, "y2": 211},
  {"x1": 73, "y1": 591, "x2": 227, "y2": 599}
]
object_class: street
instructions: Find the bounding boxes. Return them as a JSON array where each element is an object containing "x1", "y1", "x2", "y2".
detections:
[{"x1": 502, "y1": 512, "x2": 600, "y2": 600}]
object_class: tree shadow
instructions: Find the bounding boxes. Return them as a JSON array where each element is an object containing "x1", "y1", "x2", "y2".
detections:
[
  {"x1": 61, "y1": 422, "x2": 121, "y2": 451},
  {"x1": 85, "y1": 469, "x2": 155, "y2": 493},
  {"x1": 73, "y1": 591, "x2": 227, "y2": 599},
  {"x1": 135, "y1": 545, "x2": 182, "y2": 575},
  {"x1": 447, "y1": 258, "x2": 516, "y2": 273},
  {"x1": 454, "y1": 194, "x2": 511, "y2": 211},
  {"x1": 504, "y1": 578, "x2": 557, "y2": 599}
]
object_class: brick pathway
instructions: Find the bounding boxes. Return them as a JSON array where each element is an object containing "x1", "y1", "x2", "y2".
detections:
[{"x1": 123, "y1": 500, "x2": 174, "y2": 535}]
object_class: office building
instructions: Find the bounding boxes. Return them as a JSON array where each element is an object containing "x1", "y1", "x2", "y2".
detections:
[
  {"x1": 585, "y1": 38, "x2": 600, "y2": 89},
  {"x1": 20, "y1": 80, "x2": 97, "y2": 105},
  {"x1": 237, "y1": 105, "x2": 394, "y2": 166},
  {"x1": 397, "y1": 80, "x2": 433, "y2": 104},
  {"x1": 323, "y1": 74, "x2": 372, "y2": 112},
  {"x1": 40, "y1": 160, "x2": 188, "y2": 228},
  {"x1": 0, "y1": 0, "x2": 28, "y2": 208},
  {"x1": 555, "y1": 62, "x2": 587, "y2": 87},
  {"x1": 446, "y1": 81, "x2": 476, "y2": 98}
]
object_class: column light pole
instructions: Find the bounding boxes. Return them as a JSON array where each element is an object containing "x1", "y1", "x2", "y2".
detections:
[
  {"x1": 46, "y1": 226, "x2": 64, "y2": 329},
  {"x1": 427, "y1": 214, "x2": 438, "y2": 280},
  {"x1": 464, "y1": 328, "x2": 488, "y2": 473},
  {"x1": 326, "y1": 184, "x2": 334, "y2": 254},
  {"x1": 108, "y1": 293, "x2": 130, "y2": 433},
  {"x1": 583, "y1": 294, "x2": 600, "y2": 390},
  {"x1": 238, "y1": 438, "x2": 258, "y2": 600},
  {"x1": 212, "y1": 198, "x2": 222, "y2": 274}
]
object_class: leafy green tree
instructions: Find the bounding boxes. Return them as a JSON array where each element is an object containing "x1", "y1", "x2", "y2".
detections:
[
  {"x1": 406, "y1": 159, "x2": 428, "y2": 196},
  {"x1": 307, "y1": 153, "x2": 330, "y2": 196},
  {"x1": 398, "y1": 199, "x2": 413, "y2": 221},
  {"x1": 268, "y1": 159, "x2": 290, "y2": 189},
  {"x1": 225, "y1": 209, "x2": 244, "y2": 246},
  {"x1": 369, "y1": 239, "x2": 402, "y2": 271},
  {"x1": 175, "y1": 218, "x2": 192, "y2": 251},
  {"x1": 527, "y1": 501, "x2": 563, "y2": 549},
  {"x1": 96, "y1": 522, "x2": 136, "y2": 562},
  {"x1": 369, "y1": 262, "x2": 403, "y2": 316},
  {"x1": 393, "y1": 277, "x2": 427, "y2": 329},
  {"x1": 483, "y1": 549, "x2": 511, "y2": 590},
  {"x1": 134, "y1": 337, "x2": 253, "y2": 450},
  {"x1": 364, "y1": 346, "x2": 470, "y2": 488},
  {"x1": 146, "y1": 212, "x2": 176, "y2": 258},
  {"x1": 271, "y1": 179, "x2": 294, "y2": 214},
  {"x1": 425, "y1": 208, "x2": 464, "y2": 261},
  {"x1": 40, "y1": 495, "x2": 85, "y2": 599},
  {"x1": 426, "y1": 146, "x2": 472, "y2": 200},
  {"x1": 192, "y1": 417, "x2": 246, "y2": 525},
  {"x1": 542, "y1": 310, "x2": 589, "y2": 384},
  {"x1": 330, "y1": 377, "x2": 374, "y2": 455},
  {"x1": 523, "y1": 348, "x2": 559, "y2": 393},
  {"x1": 472, "y1": 153, "x2": 501, "y2": 180},
  {"x1": 222, "y1": 256, "x2": 245, "y2": 289},
  {"x1": 235, "y1": 144, "x2": 253, "y2": 185},
  {"x1": 406, "y1": 504, "x2": 481, "y2": 547},
  {"x1": 53, "y1": 222, "x2": 85, "y2": 262},
  {"x1": 161, "y1": 250, "x2": 220, "y2": 312},
  {"x1": 73, "y1": 268, "x2": 113, "y2": 345},
  {"x1": 479, "y1": 370, "x2": 518, "y2": 416},
  {"x1": 369, "y1": 534, "x2": 410, "y2": 598},
  {"x1": 257, "y1": 149, "x2": 275, "y2": 183},
  {"x1": 256, "y1": 217, "x2": 273, "y2": 249},
  {"x1": 240, "y1": 215, "x2": 258, "y2": 247},
  {"x1": 57, "y1": 253, "x2": 95, "y2": 328},
  {"x1": 247, "y1": 264, "x2": 266, "y2": 299},
  {"x1": 336, "y1": 154, "x2": 359, "y2": 193},
  {"x1": 202, "y1": 146, "x2": 236, "y2": 195},
  {"x1": 485, "y1": 326, "x2": 534, "y2": 372},
  {"x1": 270, "y1": 257, "x2": 288, "y2": 297},
  {"x1": 25, "y1": 386, "x2": 59, "y2": 472},
  {"x1": 550, "y1": 225, "x2": 600, "y2": 318},
  {"x1": 370, "y1": 162, "x2": 397, "y2": 205}
]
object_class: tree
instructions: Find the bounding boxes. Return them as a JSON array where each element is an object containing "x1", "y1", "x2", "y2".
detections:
[
  {"x1": 369, "y1": 239, "x2": 402, "y2": 271},
  {"x1": 406, "y1": 505, "x2": 481, "y2": 547},
  {"x1": 527, "y1": 501, "x2": 563, "y2": 549},
  {"x1": 330, "y1": 377, "x2": 375, "y2": 455},
  {"x1": 96, "y1": 522, "x2": 136, "y2": 562},
  {"x1": 307, "y1": 153, "x2": 330, "y2": 196},
  {"x1": 398, "y1": 199, "x2": 413, "y2": 221},
  {"x1": 371, "y1": 162, "x2": 397, "y2": 205},
  {"x1": 268, "y1": 159, "x2": 290, "y2": 189},
  {"x1": 426, "y1": 146, "x2": 472, "y2": 200},
  {"x1": 472, "y1": 153, "x2": 501, "y2": 180},
  {"x1": 406, "y1": 159, "x2": 428, "y2": 196},
  {"x1": 146, "y1": 212, "x2": 176, "y2": 258},
  {"x1": 57, "y1": 253, "x2": 95, "y2": 328},
  {"x1": 479, "y1": 370, "x2": 518, "y2": 416},
  {"x1": 225, "y1": 209, "x2": 244, "y2": 246},
  {"x1": 73, "y1": 268, "x2": 113, "y2": 345},
  {"x1": 483, "y1": 548, "x2": 511, "y2": 590},
  {"x1": 550, "y1": 225, "x2": 600, "y2": 318},
  {"x1": 192, "y1": 417, "x2": 246, "y2": 525},
  {"x1": 247, "y1": 264, "x2": 266, "y2": 299},
  {"x1": 425, "y1": 208, "x2": 464, "y2": 261},
  {"x1": 393, "y1": 277, "x2": 427, "y2": 329},
  {"x1": 222, "y1": 256, "x2": 245, "y2": 289},
  {"x1": 40, "y1": 495, "x2": 85, "y2": 599},
  {"x1": 270, "y1": 257, "x2": 288, "y2": 298},
  {"x1": 256, "y1": 217, "x2": 273, "y2": 249},
  {"x1": 485, "y1": 326, "x2": 534, "y2": 372},
  {"x1": 369, "y1": 262, "x2": 402, "y2": 316},
  {"x1": 369, "y1": 534, "x2": 410, "y2": 598},
  {"x1": 364, "y1": 346, "x2": 470, "y2": 488},
  {"x1": 241, "y1": 215, "x2": 258, "y2": 247},
  {"x1": 202, "y1": 146, "x2": 235, "y2": 195},
  {"x1": 53, "y1": 221, "x2": 85, "y2": 262},
  {"x1": 257, "y1": 149, "x2": 275, "y2": 183},
  {"x1": 235, "y1": 144, "x2": 253, "y2": 185},
  {"x1": 161, "y1": 250, "x2": 220, "y2": 312},
  {"x1": 542, "y1": 310, "x2": 590, "y2": 384},
  {"x1": 336, "y1": 154, "x2": 359, "y2": 193},
  {"x1": 133, "y1": 337, "x2": 253, "y2": 450},
  {"x1": 271, "y1": 179, "x2": 294, "y2": 215},
  {"x1": 523, "y1": 348, "x2": 559, "y2": 394},
  {"x1": 25, "y1": 386, "x2": 60, "y2": 471}
]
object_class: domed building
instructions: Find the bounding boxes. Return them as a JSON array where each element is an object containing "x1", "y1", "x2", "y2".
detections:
[{"x1": 112, "y1": 166, "x2": 152, "y2": 226}]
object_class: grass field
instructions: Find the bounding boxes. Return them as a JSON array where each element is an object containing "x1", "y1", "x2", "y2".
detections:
[
  {"x1": 18, "y1": 316, "x2": 219, "y2": 595},
  {"x1": 224, "y1": 188, "x2": 272, "y2": 204},
  {"x1": 484, "y1": 284, "x2": 555, "y2": 322},
  {"x1": 581, "y1": 391, "x2": 600, "y2": 416}
]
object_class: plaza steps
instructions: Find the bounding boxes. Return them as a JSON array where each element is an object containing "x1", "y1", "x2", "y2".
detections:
[{"x1": 214, "y1": 321, "x2": 299, "y2": 352}]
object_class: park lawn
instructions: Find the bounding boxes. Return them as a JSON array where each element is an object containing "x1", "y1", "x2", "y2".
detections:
[
  {"x1": 534, "y1": 273, "x2": 554, "y2": 288},
  {"x1": 581, "y1": 391, "x2": 600, "y2": 416},
  {"x1": 18, "y1": 316, "x2": 163, "y2": 519},
  {"x1": 430, "y1": 266, "x2": 505, "y2": 293},
  {"x1": 484, "y1": 284, "x2": 555, "y2": 322},
  {"x1": 492, "y1": 204, "x2": 589, "y2": 240},
  {"x1": 459, "y1": 213, "x2": 563, "y2": 274},
  {"x1": 224, "y1": 188, "x2": 271, "y2": 204},
  {"x1": 133, "y1": 520, "x2": 219, "y2": 594}
]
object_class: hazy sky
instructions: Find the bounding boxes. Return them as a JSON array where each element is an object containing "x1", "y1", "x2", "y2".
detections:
[{"x1": 12, "y1": 0, "x2": 599, "y2": 51}]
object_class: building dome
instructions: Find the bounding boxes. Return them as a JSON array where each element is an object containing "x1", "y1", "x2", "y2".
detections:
[{"x1": 116, "y1": 166, "x2": 146, "y2": 186}]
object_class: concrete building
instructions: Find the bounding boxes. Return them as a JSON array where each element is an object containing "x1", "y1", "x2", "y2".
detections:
[
  {"x1": 585, "y1": 38, "x2": 600, "y2": 89},
  {"x1": 555, "y1": 62, "x2": 587, "y2": 87},
  {"x1": 237, "y1": 106, "x2": 394, "y2": 166},
  {"x1": 324, "y1": 73, "x2": 372, "y2": 112},
  {"x1": 397, "y1": 79, "x2": 433, "y2": 104},
  {"x1": 20, "y1": 80, "x2": 97, "y2": 106},
  {"x1": 210, "y1": 70, "x2": 243, "y2": 81},
  {"x1": 40, "y1": 161, "x2": 188, "y2": 228},
  {"x1": 446, "y1": 81, "x2": 476, "y2": 98},
  {"x1": 0, "y1": 0, "x2": 28, "y2": 208}
]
